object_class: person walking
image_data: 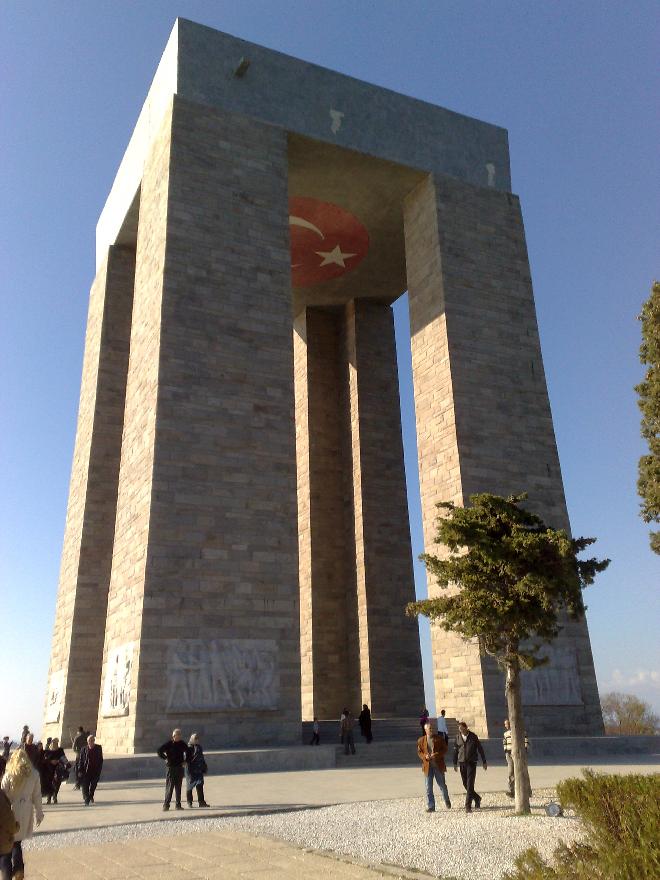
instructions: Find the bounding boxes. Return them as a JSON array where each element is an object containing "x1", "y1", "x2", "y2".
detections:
[
  {"x1": 503, "y1": 719, "x2": 531, "y2": 799},
  {"x1": 453, "y1": 721, "x2": 487, "y2": 813},
  {"x1": 71, "y1": 727, "x2": 86, "y2": 789},
  {"x1": 185, "y1": 734, "x2": 210, "y2": 808},
  {"x1": 1, "y1": 740, "x2": 11, "y2": 761},
  {"x1": 309, "y1": 718, "x2": 320, "y2": 746},
  {"x1": 19, "y1": 728, "x2": 29, "y2": 748},
  {"x1": 77, "y1": 735, "x2": 104, "y2": 806},
  {"x1": 157, "y1": 729, "x2": 190, "y2": 811},
  {"x1": 436, "y1": 709, "x2": 449, "y2": 744},
  {"x1": 41, "y1": 738, "x2": 66, "y2": 805},
  {"x1": 23, "y1": 735, "x2": 39, "y2": 769},
  {"x1": 0, "y1": 747, "x2": 44, "y2": 880},
  {"x1": 340, "y1": 711, "x2": 356, "y2": 755},
  {"x1": 358, "y1": 705, "x2": 373, "y2": 744},
  {"x1": 417, "y1": 720, "x2": 451, "y2": 813}
]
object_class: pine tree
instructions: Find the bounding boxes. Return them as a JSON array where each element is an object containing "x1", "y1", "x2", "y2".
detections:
[
  {"x1": 636, "y1": 281, "x2": 660, "y2": 554},
  {"x1": 407, "y1": 493, "x2": 609, "y2": 814}
]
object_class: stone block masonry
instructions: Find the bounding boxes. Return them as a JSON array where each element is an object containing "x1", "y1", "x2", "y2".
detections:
[
  {"x1": 43, "y1": 245, "x2": 135, "y2": 742},
  {"x1": 95, "y1": 96, "x2": 301, "y2": 752},
  {"x1": 403, "y1": 174, "x2": 603, "y2": 736}
]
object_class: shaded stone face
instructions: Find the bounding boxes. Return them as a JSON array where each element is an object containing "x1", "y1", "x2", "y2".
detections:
[{"x1": 43, "y1": 21, "x2": 603, "y2": 752}]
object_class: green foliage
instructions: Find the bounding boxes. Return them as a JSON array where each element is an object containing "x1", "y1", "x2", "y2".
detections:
[
  {"x1": 406, "y1": 493, "x2": 609, "y2": 664},
  {"x1": 504, "y1": 771, "x2": 660, "y2": 880},
  {"x1": 601, "y1": 691, "x2": 660, "y2": 735},
  {"x1": 636, "y1": 280, "x2": 660, "y2": 553}
]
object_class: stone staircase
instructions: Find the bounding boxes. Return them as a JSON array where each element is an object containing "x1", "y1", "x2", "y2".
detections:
[{"x1": 302, "y1": 716, "x2": 460, "y2": 768}]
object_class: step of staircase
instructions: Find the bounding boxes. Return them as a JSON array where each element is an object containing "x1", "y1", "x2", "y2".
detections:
[{"x1": 302, "y1": 717, "x2": 459, "y2": 745}]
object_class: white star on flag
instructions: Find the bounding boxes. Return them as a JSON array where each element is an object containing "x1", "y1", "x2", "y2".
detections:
[{"x1": 315, "y1": 245, "x2": 357, "y2": 268}]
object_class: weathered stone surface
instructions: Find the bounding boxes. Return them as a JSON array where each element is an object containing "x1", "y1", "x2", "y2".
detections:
[{"x1": 43, "y1": 245, "x2": 135, "y2": 741}]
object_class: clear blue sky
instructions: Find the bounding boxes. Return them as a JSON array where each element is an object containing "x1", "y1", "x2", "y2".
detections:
[{"x1": 1, "y1": 1, "x2": 658, "y2": 738}]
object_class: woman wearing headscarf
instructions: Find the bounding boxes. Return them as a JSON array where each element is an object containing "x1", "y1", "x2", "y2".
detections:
[
  {"x1": 40, "y1": 738, "x2": 67, "y2": 805},
  {"x1": 0, "y1": 748, "x2": 43, "y2": 880},
  {"x1": 185, "y1": 734, "x2": 209, "y2": 808}
]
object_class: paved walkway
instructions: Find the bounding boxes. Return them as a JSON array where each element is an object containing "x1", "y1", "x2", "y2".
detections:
[
  {"x1": 20, "y1": 759, "x2": 658, "y2": 879},
  {"x1": 25, "y1": 829, "x2": 417, "y2": 879},
  {"x1": 31, "y1": 757, "x2": 659, "y2": 835}
]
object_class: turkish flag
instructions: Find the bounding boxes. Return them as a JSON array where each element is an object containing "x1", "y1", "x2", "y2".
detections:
[{"x1": 289, "y1": 197, "x2": 369, "y2": 287}]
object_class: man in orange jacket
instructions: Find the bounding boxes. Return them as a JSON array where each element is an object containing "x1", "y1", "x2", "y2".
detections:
[{"x1": 417, "y1": 720, "x2": 452, "y2": 813}]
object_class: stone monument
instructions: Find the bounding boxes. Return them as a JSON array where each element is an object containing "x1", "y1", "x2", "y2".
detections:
[{"x1": 43, "y1": 20, "x2": 603, "y2": 752}]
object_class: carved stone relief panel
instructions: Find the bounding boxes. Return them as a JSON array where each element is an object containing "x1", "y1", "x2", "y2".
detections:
[
  {"x1": 45, "y1": 670, "x2": 65, "y2": 723},
  {"x1": 166, "y1": 639, "x2": 279, "y2": 712},
  {"x1": 521, "y1": 645, "x2": 583, "y2": 706},
  {"x1": 102, "y1": 642, "x2": 134, "y2": 717}
]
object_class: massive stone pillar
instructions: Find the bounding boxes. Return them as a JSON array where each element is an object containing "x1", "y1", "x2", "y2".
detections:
[
  {"x1": 341, "y1": 300, "x2": 424, "y2": 716},
  {"x1": 295, "y1": 299, "x2": 424, "y2": 720},
  {"x1": 403, "y1": 174, "x2": 603, "y2": 737},
  {"x1": 94, "y1": 96, "x2": 301, "y2": 753},
  {"x1": 43, "y1": 245, "x2": 135, "y2": 740},
  {"x1": 295, "y1": 308, "x2": 359, "y2": 718}
]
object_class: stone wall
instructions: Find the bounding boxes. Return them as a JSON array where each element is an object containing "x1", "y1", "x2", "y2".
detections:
[
  {"x1": 95, "y1": 96, "x2": 301, "y2": 752},
  {"x1": 43, "y1": 245, "x2": 135, "y2": 742}
]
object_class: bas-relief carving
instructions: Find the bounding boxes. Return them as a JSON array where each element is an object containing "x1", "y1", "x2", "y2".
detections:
[
  {"x1": 45, "y1": 670, "x2": 65, "y2": 723},
  {"x1": 521, "y1": 645, "x2": 583, "y2": 706},
  {"x1": 102, "y1": 642, "x2": 133, "y2": 717},
  {"x1": 166, "y1": 639, "x2": 279, "y2": 712}
]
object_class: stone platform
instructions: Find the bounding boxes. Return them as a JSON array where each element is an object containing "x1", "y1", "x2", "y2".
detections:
[{"x1": 98, "y1": 735, "x2": 660, "y2": 780}]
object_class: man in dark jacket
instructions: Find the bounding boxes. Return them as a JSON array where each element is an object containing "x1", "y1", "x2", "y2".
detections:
[
  {"x1": 453, "y1": 722, "x2": 487, "y2": 813},
  {"x1": 77, "y1": 735, "x2": 104, "y2": 806},
  {"x1": 157, "y1": 729, "x2": 191, "y2": 811}
]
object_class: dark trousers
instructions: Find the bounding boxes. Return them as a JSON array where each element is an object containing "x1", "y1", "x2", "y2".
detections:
[
  {"x1": 186, "y1": 782, "x2": 206, "y2": 805},
  {"x1": 310, "y1": 732, "x2": 320, "y2": 745},
  {"x1": 343, "y1": 731, "x2": 356, "y2": 755},
  {"x1": 0, "y1": 841, "x2": 24, "y2": 879},
  {"x1": 459, "y1": 762, "x2": 480, "y2": 809},
  {"x1": 164, "y1": 765, "x2": 185, "y2": 806},
  {"x1": 82, "y1": 773, "x2": 101, "y2": 804}
]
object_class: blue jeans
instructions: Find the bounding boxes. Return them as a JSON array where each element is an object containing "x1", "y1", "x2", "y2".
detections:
[{"x1": 424, "y1": 765, "x2": 450, "y2": 810}]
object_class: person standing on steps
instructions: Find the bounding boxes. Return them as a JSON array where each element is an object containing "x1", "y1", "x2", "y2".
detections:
[
  {"x1": 358, "y1": 704, "x2": 373, "y2": 744},
  {"x1": 77, "y1": 735, "x2": 103, "y2": 806},
  {"x1": 158, "y1": 729, "x2": 191, "y2": 811},
  {"x1": 185, "y1": 734, "x2": 210, "y2": 809},
  {"x1": 309, "y1": 718, "x2": 320, "y2": 746},
  {"x1": 436, "y1": 709, "x2": 449, "y2": 744},
  {"x1": 417, "y1": 720, "x2": 451, "y2": 813},
  {"x1": 453, "y1": 721, "x2": 487, "y2": 813},
  {"x1": 341, "y1": 710, "x2": 356, "y2": 755}
]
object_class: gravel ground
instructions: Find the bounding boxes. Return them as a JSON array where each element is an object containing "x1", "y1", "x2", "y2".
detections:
[{"x1": 25, "y1": 789, "x2": 584, "y2": 879}]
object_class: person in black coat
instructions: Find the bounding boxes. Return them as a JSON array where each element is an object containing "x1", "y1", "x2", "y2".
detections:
[
  {"x1": 41, "y1": 738, "x2": 67, "y2": 804},
  {"x1": 77, "y1": 735, "x2": 104, "y2": 806},
  {"x1": 453, "y1": 722, "x2": 488, "y2": 813},
  {"x1": 358, "y1": 705, "x2": 373, "y2": 744},
  {"x1": 157, "y1": 729, "x2": 191, "y2": 811}
]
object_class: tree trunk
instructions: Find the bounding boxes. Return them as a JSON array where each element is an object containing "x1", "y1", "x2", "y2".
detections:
[{"x1": 505, "y1": 657, "x2": 532, "y2": 815}]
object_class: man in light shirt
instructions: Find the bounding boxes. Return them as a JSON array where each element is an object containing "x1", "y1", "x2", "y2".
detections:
[{"x1": 436, "y1": 709, "x2": 449, "y2": 743}]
